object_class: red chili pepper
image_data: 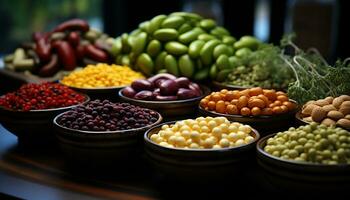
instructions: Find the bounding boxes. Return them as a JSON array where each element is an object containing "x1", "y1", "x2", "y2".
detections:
[
  {"x1": 38, "y1": 54, "x2": 59, "y2": 77},
  {"x1": 53, "y1": 19, "x2": 89, "y2": 33},
  {"x1": 84, "y1": 44, "x2": 109, "y2": 62},
  {"x1": 68, "y1": 31, "x2": 80, "y2": 47},
  {"x1": 52, "y1": 41, "x2": 76, "y2": 71},
  {"x1": 35, "y1": 38, "x2": 51, "y2": 62}
]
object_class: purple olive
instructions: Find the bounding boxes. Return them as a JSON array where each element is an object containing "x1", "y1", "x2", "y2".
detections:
[
  {"x1": 155, "y1": 95, "x2": 178, "y2": 101},
  {"x1": 122, "y1": 87, "x2": 136, "y2": 98},
  {"x1": 131, "y1": 79, "x2": 154, "y2": 91},
  {"x1": 175, "y1": 77, "x2": 190, "y2": 88},
  {"x1": 160, "y1": 79, "x2": 179, "y2": 96},
  {"x1": 189, "y1": 83, "x2": 202, "y2": 96},
  {"x1": 134, "y1": 91, "x2": 153, "y2": 100},
  {"x1": 154, "y1": 78, "x2": 167, "y2": 88},
  {"x1": 147, "y1": 73, "x2": 177, "y2": 83},
  {"x1": 177, "y1": 88, "x2": 199, "y2": 100},
  {"x1": 152, "y1": 88, "x2": 160, "y2": 97}
]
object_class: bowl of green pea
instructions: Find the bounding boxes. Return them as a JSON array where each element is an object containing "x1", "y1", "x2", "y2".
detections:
[{"x1": 257, "y1": 122, "x2": 350, "y2": 181}]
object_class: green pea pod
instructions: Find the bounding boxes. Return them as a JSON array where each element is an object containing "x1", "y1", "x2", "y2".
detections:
[
  {"x1": 138, "y1": 21, "x2": 151, "y2": 33},
  {"x1": 111, "y1": 37, "x2": 122, "y2": 56},
  {"x1": 155, "y1": 51, "x2": 167, "y2": 71},
  {"x1": 130, "y1": 29, "x2": 142, "y2": 37},
  {"x1": 228, "y1": 56, "x2": 241, "y2": 68},
  {"x1": 165, "y1": 41, "x2": 188, "y2": 55},
  {"x1": 200, "y1": 39, "x2": 220, "y2": 66},
  {"x1": 178, "y1": 27, "x2": 203, "y2": 44},
  {"x1": 121, "y1": 33, "x2": 131, "y2": 53},
  {"x1": 197, "y1": 33, "x2": 216, "y2": 41},
  {"x1": 121, "y1": 55, "x2": 130, "y2": 66},
  {"x1": 213, "y1": 44, "x2": 232, "y2": 59},
  {"x1": 216, "y1": 54, "x2": 230, "y2": 70},
  {"x1": 178, "y1": 23, "x2": 192, "y2": 34},
  {"x1": 130, "y1": 32, "x2": 147, "y2": 55},
  {"x1": 153, "y1": 28, "x2": 178, "y2": 41},
  {"x1": 161, "y1": 16, "x2": 185, "y2": 29},
  {"x1": 189, "y1": 40, "x2": 205, "y2": 59},
  {"x1": 147, "y1": 40, "x2": 162, "y2": 57},
  {"x1": 164, "y1": 55, "x2": 179, "y2": 76},
  {"x1": 199, "y1": 19, "x2": 216, "y2": 30},
  {"x1": 148, "y1": 15, "x2": 167, "y2": 34},
  {"x1": 194, "y1": 67, "x2": 209, "y2": 80},
  {"x1": 210, "y1": 64, "x2": 218, "y2": 79},
  {"x1": 216, "y1": 69, "x2": 231, "y2": 82},
  {"x1": 136, "y1": 53, "x2": 154, "y2": 76},
  {"x1": 234, "y1": 36, "x2": 260, "y2": 50},
  {"x1": 235, "y1": 47, "x2": 252, "y2": 58},
  {"x1": 170, "y1": 12, "x2": 202, "y2": 21},
  {"x1": 179, "y1": 55, "x2": 195, "y2": 78},
  {"x1": 222, "y1": 35, "x2": 236, "y2": 45},
  {"x1": 210, "y1": 27, "x2": 230, "y2": 38}
]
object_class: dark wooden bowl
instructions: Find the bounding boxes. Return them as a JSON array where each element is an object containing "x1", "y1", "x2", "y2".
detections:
[
  {"x1": 54, "y1": 110, "x2": 162, "y2": 166},
  {"x1": 118, "y1": 85, "x2": 211, "y2": 118},
  {"x1": 198, "y1": 103, "x2": 298, "y2": 134},
  {"x1": 257, "y1": 134, "x2": 350, "y2": 182},
  {"x1": 0, "y1": 94, "x2": 90, "y2": 145}
]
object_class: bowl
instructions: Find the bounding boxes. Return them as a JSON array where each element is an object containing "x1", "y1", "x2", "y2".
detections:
[
  {"x1": 144, "y1": 121, "x2": 260, "y2": 181},
  {"x1": 198, "y1": 104, "x2": 298, "y2": 134},
  {"x1": 118, "y1": 85, "x2": 210, "y2": 119},
  {"x1": 54, "y1": 110, "x2": 162, "y2": 167},
  {"x1": 0, "y1": 94, "x2": 90, "y2": 145},
  {"x1": 257, "y1": 134, "x2": 350, "y2": 182}
]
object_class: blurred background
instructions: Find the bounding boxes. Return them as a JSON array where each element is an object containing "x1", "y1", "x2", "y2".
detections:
[{"x1": 0, "y1": 0, "x2": 348, "y2": 63}]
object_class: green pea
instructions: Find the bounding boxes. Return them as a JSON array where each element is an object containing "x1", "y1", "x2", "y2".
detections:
[
  {"x1": 153, "y1": 28, "x2": 179, "y2": 41},
  {"x1": 148, "y1": 15, "x2": 167, "y2": 34},
  {"x1": 111, "y1": 37, "x2": 122, "y2": 56},
  {"x1": 210, "y1": 26, "x2": 230, "y2": 38},
  {"x1": 209, "y1": 64, "x2": 218, "y2": 79},
  {"x1": 288, "y1": 149, "x2": 299, "y2": 158},
  {"x1": 272, "y1": 151, "x2": 280, "y2": 157},
  {"x1": 213, "y1": 44, "x2": 232, "y2": 59},
  {"x1": 178, "y1": 55, "x2": 195, "y2": 78},
  {"x1": 138, "y1": 21, "x2": 151, "y2": 33},
  {"x1": 200, "y1": 39, "x2": 220, "y2": 65},
  {"x1": 178, "y1": 27, "x2": 204, "y2": 44},
  {"x1": 121, "y1": 33, "x2": 131, "y2": 53},
  {"x1": 136, "y1": 53, "x2": 154, "y2": 76},
  {"x1": 165, "y1": 41, "x2": 188, "y2": 55},
  {"x1": 178, "y1": 23, "x2": 193, "y2": 34},
  {"x1": 129, "y1": 32, "x2": 147, "y2": 55},
  {"x1": 199, "y1": 19, "x2": 216, "y2": 30},
  {"x1": 189, "y1": 40, "x2": 205, "y2": 59},
  {"x1": 197, "y1": 33, "x2": 216, "y2": 41},
  {"x1": 161, "y1": 16, "x2": 185, "y2": 29},
  {"x1": 164, "y1": 55, "x2": 179, "y2": 76},
  {"x1": 146, "y1": 40, "x2": 162, "y2": 57},
  {"x1": 235, "y1": 47, "x2": 252, "y2": 58},
  {"x1": 234, "y1": 35, "x2": 260, "y2": 50},
  {"x1": 222, "y1": 35, "x2": 236, "y2": 45},
  {"x1": 216, "y1": 54, "x2": 230, "y2": 70},
  {"x1": 155, "y1": 51, "x2": 167, "y2": 72}
]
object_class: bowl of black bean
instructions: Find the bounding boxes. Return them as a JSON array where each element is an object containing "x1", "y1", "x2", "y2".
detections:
[{"x1": 53, "y1": 99, "x2": 162, "y2": 166}]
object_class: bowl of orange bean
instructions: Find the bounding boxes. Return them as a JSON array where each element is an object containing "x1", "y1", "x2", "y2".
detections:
[{"x1": 198, "y1": 87, "x2": 298, "y2": 133}]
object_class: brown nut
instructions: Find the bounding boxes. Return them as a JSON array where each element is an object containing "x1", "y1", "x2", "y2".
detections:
[
  {"x1": 327, "y1": 110, "x2": 344, "y2": 120},
  {"x1": 311, "y1": 107, "x2": 327, "y2": 122},
  {"x1": 339, "y1": 95, "x2": 350, "y2": 101},
  {"x1": 345, "y1": 114, "x2": 350, "y2": 120},
  {"x1": 340, "y1": 101, "x2": 350, "y2": 108},
  {"x1": 315, "y1": 99, "x2": 329, "y2": 107},
  {"x1": 339, "y1": 106, "x2": 350, "y2": 115},
  {"x1": 302, "y1": 104, "x2": 319, "y2": 116},
  {"x1": 322, "y1": 104, "x2": 337, "y2": 112},
  {"x1": 321, "y1": 118, "x2": 336, "y2": 126},
  {"x1": 305, "y1": 100, "x2": 316, "y2": 106},
  {"x1": 336, "y1": 118, "x2": 350, "y2": 129},
  {"x1": 333, "y1": 97, "x2": 344, "y2": 108},
  {"x1": 325, "y1": 96, "x2": 334, "y2": 104}
]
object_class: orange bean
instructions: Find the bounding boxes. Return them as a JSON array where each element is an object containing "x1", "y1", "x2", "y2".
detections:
[
  {"x1": 239, "y1": 89, "x2": 250, "y2": 97},
  {"x1": 280, "y1": 105, "x2": 288, "y2": 113},
  {"x1": 263, "y1": 89, "x2": 277, "y2": 101},
  {"x1": 272, "y1": 106, "x2": 283, "y2": 114},
  {"x1": 208, "y1": 101, "x2": 216, "y2": 111},
  {"x1": 226, "y1": 104, "x2": 238, "y2": 115},
  {"x1": 269, "y1": 103, "x2": 275, "y2": 108},
  {"x1": 200, "y1": 99, "x2": 208, "y2": 108},
  {"x1": 248, "y1": 98, "x2": 265, "y2": 109},
  {"x1": 277, "y1": 95, "x2": 289, "y2": 102},
  {"x1": 283, "y1": 101, "x2": 295, "y2": 111},
  {"x1": 240, "y1": 107, "x2": 251, "y2": 116},
  {"x1": 232, "y1": 90, "x2": 241, "y2": 99},
  {"x1": 262, "y1": 108, "x2": 273, "y2": 115},
  {"x1": 231, "y1": 99, "x2": 239, "y2": 105},
  {"x1": 257, "y1": 94, "x2": 269, "y2": 106},
  {"x1": 220, "y1": 89, "x2": 228, "y2": 94},
  {"x1": 237, "y1": 96, "x2": 248, "y2": 109},
  {"x1": 249, "y1": 87, "x2": 263, "y2": 96},
  {"x1": 211, "y1": 94, "x2": 222, "y2": 102},
  {"x1": 274, "y1": 100, "x2": 282, "y2": 106},
  {"x1": 276, "y1": 91, "x2": 286, "y2": 96},
  {"x1": 251, "y1": 107, "x2": 261, "y2": 116},
  {"x1": 225, "y1": 91, "x2": 235, "y2": 101},
  {"x1": 215, "y1": 100, "x2": 226, "y2": 113}
]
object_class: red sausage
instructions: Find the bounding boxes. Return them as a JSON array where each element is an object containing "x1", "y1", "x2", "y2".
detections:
[
  {"x1": 52, "y1": 41, "x2": 76, "y2": 70},
  {"x1": 38, "y1": 54, "x2": 59, "y2": 77},
  {"x1": 35, "y1": 38, "x2": 51, "y2": 62},
  {"x1": 53, "y1": 19, "x2": 89, "y2": 33},
  {"x1": 84, "y1": 44, "x2": 109, "y2": 62},
  {"x1": 68, "y1": 31, "x2": 80, "y2": 47}
]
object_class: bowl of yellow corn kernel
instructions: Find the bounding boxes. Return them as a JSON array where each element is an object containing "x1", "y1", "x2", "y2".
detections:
[
  {"x1": 144, "y1": 116, "x2": 260, "y2": 167},
  {"x1": 60, "y1": 63, "x2": 145, "y2": 99}
]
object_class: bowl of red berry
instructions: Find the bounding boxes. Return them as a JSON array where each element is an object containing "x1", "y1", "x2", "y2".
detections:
[
  {"x1": 0, "y1": 82, "x2": 89, "y2": 145},
  {"x1": 119, "y1": 73, "x2": 210, "y2": 118},
  {"x1": 53, "y1": 99, "x2": 162, "y2": 166}
]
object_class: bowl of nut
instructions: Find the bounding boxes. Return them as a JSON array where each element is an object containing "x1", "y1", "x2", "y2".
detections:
[{"x1": 54, "y1": 99, "x2": 162, "y2": 166}]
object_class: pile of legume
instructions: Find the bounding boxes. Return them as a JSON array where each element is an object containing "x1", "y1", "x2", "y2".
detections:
[
  {"x1": 200, "y1": 87, "x2": 296, "y2": 116},
  {"x1": 150, "y1": 116, "x2": 255, "y2": 149},
  {"x1": 57, "y1": 99, "x2": 159, "y2": 131},
  {"x1": 61, "y1": 63, "x2": 145, "y2": 88},
  {"x1": 0, "y1": 82, "x2": 86, "y2": 111},
  {"x1": 264, "y1": 122, "x2": 350, "y2": 164}
]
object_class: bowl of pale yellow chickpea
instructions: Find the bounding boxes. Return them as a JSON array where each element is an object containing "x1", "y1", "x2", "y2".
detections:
[
  {"x1": 60, "y1": 63, "x2": 145, "y2": 100},
  {"x1": 144, "y1": 116, "x2": 260, "y2": 167}
]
